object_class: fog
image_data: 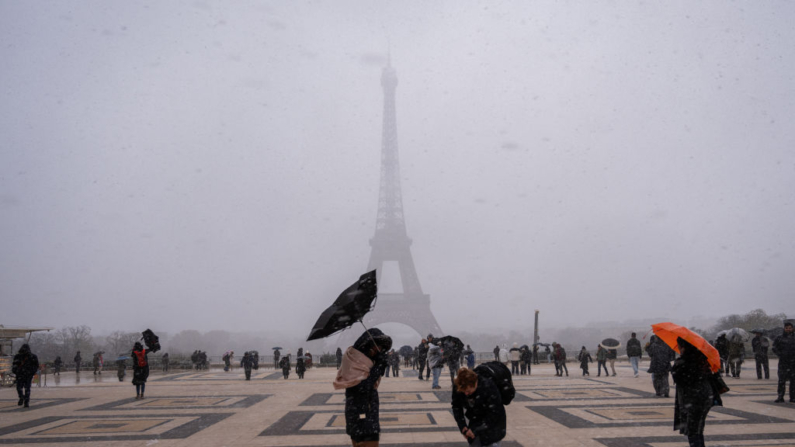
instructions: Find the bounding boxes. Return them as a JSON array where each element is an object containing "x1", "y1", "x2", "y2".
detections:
[{"x1": 2, "y1": 1, "x2": 794, "y2": 344}]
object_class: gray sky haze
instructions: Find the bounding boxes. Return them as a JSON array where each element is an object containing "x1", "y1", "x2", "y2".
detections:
[{"x1": 2, "y1": 1, "x2": 794, "y2": 338}]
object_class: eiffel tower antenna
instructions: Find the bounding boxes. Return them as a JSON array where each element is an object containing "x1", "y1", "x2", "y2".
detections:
[{"x1": 338, "y1": 59, "x2": 443, "y2": 347}]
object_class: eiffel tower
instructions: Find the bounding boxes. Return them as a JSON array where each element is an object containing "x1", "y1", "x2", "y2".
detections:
[{"x1": 339, "y1": 61, "x2": 443, "y2": 347}]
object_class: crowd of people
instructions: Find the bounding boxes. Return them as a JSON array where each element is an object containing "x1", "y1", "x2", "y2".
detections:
[{"x1": 8, "y1": 320, "x2": 795, "y2": 447}]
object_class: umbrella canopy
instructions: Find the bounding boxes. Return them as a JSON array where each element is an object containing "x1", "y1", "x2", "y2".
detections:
[
  {"x1": 651, "y1": 322, "x2": 720, "y2": 373},
  {"x1": 271, "y1": 347, "x2": 283, "y2": 350},
  {"x1": 437, "y1": 335, "x2": 464, "y2": 358},
  {"x1": 399, "y1": 345, "x2": 414, "y2": 356},
  {"x1": 726, "y1": 327, "x2": 750, "y2": 342},
  {"x1": 533, "y1": 342, "x2": 550, "y2": 347},
  {"x1": 751, "y1": 328, "x2": 766, "y2": 335},
  {"x1": 306, "y1": 270, "x2": 378, "y2": 341},
  {"x1": 599, "y1": 338, "x2": 621, "y2": 349},
  {"x1": 115, "y1": 355, "x2": 130, "y2": 361},
  {"x1": 93, "y1": 351, "x2": 105, "y2": 356}
]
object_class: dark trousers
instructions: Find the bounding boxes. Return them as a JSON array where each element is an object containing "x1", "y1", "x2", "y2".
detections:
[
  {"x1": 756, "y1": 356, "x2": 769, "y2": 379},
  {"x1": 778, "y1": 375, "x2": 795, "y2": 399},
  {"x1": 135, "y1": 382, "x2": 146, "y2": 396},
  {"x1": 245, "y1": 369, "x2": 251, "y2": 380},
  {"x1": 418, "y1": 360, "x2": 428, "y2": 380},
  {"x1": 392, "y1": 365, "x2": 399, "y2": 377},
  {"x1": 597, "y1": 361, "x2": 609, "y2": 376},
  {"x1": 556, "y1": 361, "x2": 568, "y2": 376},
  {"x1": 336, "y1": 358, "x2": 342, "y2": 369},
  {"x1": 520, "y1": 362, "x2": 527, "y2": 375},
  {"x1": 448, "y1": 361, "x2": 459, "y2": 384},
  {"x1": 581, "y1": 364, "x2": 589, "y2": 375},
  {"x1": 687, "y1": 434, "x2": 705, "y2": 447},
  {"x1": 16, "y1": 376, "x2": 32, "y2": 403},
  {"x1": 728, "y1": 360, "x2": 743, "y2": 377},
  {"x1": 511, "y1": 361, "x2": 519, "y2": 375},
  {"x1": 652, "y1": 372, "x2": 670, "y2": 396}
]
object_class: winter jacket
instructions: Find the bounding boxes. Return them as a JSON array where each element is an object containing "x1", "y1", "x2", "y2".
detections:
[
  {"x1": 520, "y1": 348, "x2": 532, "y2": 363},
  {"x1": 647, "y1": 339, "x2": 675, "y2": 374},
  {"x1": 578, "y1": 350, "x2": 592, "y2": 367},
  {"x1": 131, "y1": 348, "x2": 150, "y2": 385},
  {"x1": 498, "y1": 348, "x2": 509, "y2": 363},
  {"x1": 336, "y1": 348, "x2": 343, "y2": 361},
  {"x1": 596, "y1": 347, "x2": 607, "y2": 362},
  {"x1": 240, "y1": 354, "x2": 255, "y2": 372},
  {"x1": 626, "y1": 337, "x2": 642, "y2": 357},
  {"x1": 728, "y1": 341, "x2": 745, "y2": 360},
  {"x1": 279, "y1": 356, "x2": 291, "y2": 371},
  {"x1": 553, "y1": 346, "x2": 567, "y2": 363},
  {"x1": 451, "y1": 376, "x2": 506, "y2": 446},
  {"x1": 342, "y1": 330, "x2": 390, "y2": 443},
  {"x1": 714, "y1": 335, "x2": 729, "y2": 358},
  {"x1": 12, "y1": 345, "x2": 39, "y2": 380},
  {"x1": 509, "y1": 348, "x2": 521, "y2": 362},
  {"x1": 773, "y1": 331, "x2": 795, "y2": 377},
  {"x1": 671, "y1": 352, "x2": 716, "y2": 436},
  {"x1": 417, "y1": 342, "x2": 429, "y2": 363},
  {"x1": 606, "y1": 349, "x2": 617, "y2": 360},
  {"x1": 428, "y1": 344, "x2": 444, "y2": 369},
  {"x1": 752, "y1": 336, "x2": 769, "y2": 358}
]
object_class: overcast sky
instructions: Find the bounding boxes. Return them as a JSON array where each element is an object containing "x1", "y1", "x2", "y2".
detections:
[{"x1": 2, "y1": 1, "x2": 794, "y2": 338}]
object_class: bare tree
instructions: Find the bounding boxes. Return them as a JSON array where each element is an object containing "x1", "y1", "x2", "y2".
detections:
[
  {"x1": 55, "y1": 325, "x2": 94, "y2": 357},
  {"x1": 105, "y1": 331, "x2": 140, "y2": 356}
]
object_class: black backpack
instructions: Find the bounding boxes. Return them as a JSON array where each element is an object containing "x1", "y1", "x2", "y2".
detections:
[
  {"x1": 142, "y1": 329, "x2": 161, "y2": 353},
  {"x1": 474, "y1": 361, "x2": 516, "y2": 405}
]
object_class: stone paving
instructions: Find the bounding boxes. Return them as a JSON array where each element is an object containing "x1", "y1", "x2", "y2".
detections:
[{"x1": 0, "y1": 361, "x2": 794, "y2": 446}]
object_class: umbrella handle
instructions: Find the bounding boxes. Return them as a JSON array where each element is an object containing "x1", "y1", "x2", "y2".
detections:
[{"x1": 359, "y1": 321, "x2": 382, "y2": 353}]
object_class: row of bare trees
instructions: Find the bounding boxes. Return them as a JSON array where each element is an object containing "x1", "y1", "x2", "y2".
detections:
[{"x1": 17, "y1": 326, "x2": 141, "y2": 363}]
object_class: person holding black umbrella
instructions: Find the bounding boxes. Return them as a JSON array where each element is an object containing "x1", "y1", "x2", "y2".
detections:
[
  {"x1": 333, "y1": 328, "x2": 392, "y2": 447},
  {"x1": 751, "y1": 330, "x2": 769, "y2": 380}
]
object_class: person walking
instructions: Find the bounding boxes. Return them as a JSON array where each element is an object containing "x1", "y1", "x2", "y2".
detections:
[
  {"x1": 465, "y1": 345, "x2": 476, "y2": 369},
  {"x1": 533, "y1": 344, "x2": 540, "y2": 365},
  {"x1": 727, "y1": 337, "x2": 745, "y2": 378},
  {"x1": 578, "y1": 346, "x2": 592, "y2": 376},
  {"x1": 772, "y1": 320, "x2": 795, "y2": 403},
  {"x1": 509, "y1": 343, "x2": 520, "y2": 375},
  {"x1": 417, "y1": 339, "x2": 429, "y2": 381},
  {"x1": 428, "y1": 340, "x2": 444, "y2": 390},
  {"x1": 671, "y1": 337, "x2": 720, "y2": 447},
  {"x1": 131, "y1": 342, "x2": 151, "y2": 399},
  {"x1": 161, "y1": 353, "x2": 169, "y2": 372},
  {"x1": 296, "y1": 348, "x2": 306, "y2": 379},
  {"x1": 73, "y1": 351, "x2": 82, "y2": 375},
  {"x1": 389, "y1": 350, "x2": 400, "y2": 378},
  {"x1": 751, "y1": 330, "x2": 770, "y2": 380},
  {"x1": 554, "y1": 343, "x2": 568, "y2": 377},
  {"x1": 92, "y1": 353, "x2": 101, "y2": 375},
  {"x1": 647, "y1": 335, "x2": 675, "y2": 398},
  {"x1": 445, "y1": 345, "x2": 460, "y2": 385},
  {"x1": 498, "y1": 345, "x2": 509, "y2": 367},
  {"x1": 545, "y1": 345, "x2": 552, "y2": 363},
  {"x1": 451, "y1": 367, "x2": 507, "y2": 447},
  {"x1": 336, "y1": 347, "x2": 343, "y2": 369},
  {"x1": 626, "y1": 332, "x2": 642, "y2": 378},
  {"x1": 520, "y1": 345, "x2": 532, "y2": 376},
  {"x1": 241, "y1": 351, "x2": 255, "y2": 380},
  {"x1": 273, "y1": 348, "x2": 281, "y2": 370},
  {"x1": 53, "y1": 356, "x2": 63, "y2": 376},
  {"x1": 607, "y1": 347, "x2": 618, "y2": 377},
  {"x1": 596, "y1": 345, "x2": 610, "y2": 377},
  {"x1": 12, "y1": 344, "x2": 39, "y2": 408},
  {"x1": 493, "y1": 345, "x2": 500, "y2": 362},
  {"x1": 279, "y1": 354, "x2": 291, "y2": 379},
  {"x1": 714, "y1": 334, "x2": 729, "y2": 376},
  {"x1": 333, "y1": 328, "x2": 391, "y2": 447}
]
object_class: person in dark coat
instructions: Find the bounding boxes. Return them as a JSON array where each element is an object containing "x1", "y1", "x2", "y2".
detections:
[
  {"x1": 533, "y1": 344, "x2": 540, "y2": 364},
  {"x1": 627, "y1": 332, "x2": 643, "y2": 378},
  {"x1": 12, "y1": 344, "x2": 39, "y2": 408},
  {"x1": 73, "y1": 351, "x2": 82, "y2": 374},
  {"x1": 389, "y1": 350, "x2": 400, "y2": 377},
  {"x1": 131, "y1": 342, "x2": 151, "y2": 399},
  {"x1": 336, "y1": 347, "x2": 343, "y2": 369},
  {"x1": 333, "y1": 328, "x2": 392, "y2": 447},
  {"x1": 493, "y1": 345, "x2": 500, "y2": 362},
  {"x1": 647, "y1": 335, "x2": 676, "y2": 397},
  {"x1": 296, "y1": 348, "x2": 306, "y2": 379},
  {"x1": 520, "y1": 345, "x2": 532, "y2": 375},
  {"x1": 553, "y1": 343, "x2": 568, "y2": 376},
  {"x1": 714, "y1": 334, "x2": 729, "y2": 376},
  {"x1": 116, "y1": 357, "x2": 126, "y2": 382},
  {"x1": 417, "y1": 339, "x2": 429, "y2": 381},
  {"x1": 671, "y1": 337, "x2": 719, "y2": 447},
  {"x1": 751, "y1": 330, "x2": 769, "y2": 380},
  {"x1": 273, "y1": 348, "x2": 281, "y2": 370},
  {"x1": 578, "y1": 346, "x2": 592, "y2": 376},
  {"x1": 53, "y1": 356, "x2": 63, "y2": 375},
  {"x1": 596, "y1": 345, "x2": 609, "y2": 377},
  {"x1": 279, "y1": 354, "x2": 291, "y2": 379},
  {"x1": 727, "y1": 337, "x2": 745, "y2": 378},
  {"x1": 241, "y1": 351, "x2": 255, "y2": 380},
  {"x1": 92, "y1": 353, "x2": 101, "y2": 375},
  {"x1": 451, "y1": 367, "x2": 507, "y2": 446},
  {"x1": 607, "y1": 347, "x2": 618, "y2": 376},
  {"x1": 161, "y1": 353, "x2": 169, "y2": 372},
  {"x1": 772, "y1": 320, "x2": 795, "y2": 403}
]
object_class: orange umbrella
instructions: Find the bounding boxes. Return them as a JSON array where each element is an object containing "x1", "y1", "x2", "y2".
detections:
[{"x1": 651, "y1": 322, "x2": 720, "y2": 373}]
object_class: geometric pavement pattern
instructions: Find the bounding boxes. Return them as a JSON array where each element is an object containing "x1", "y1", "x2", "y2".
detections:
[{"x1": 1, "y1": 361, "x2": 794, "y2": 446}]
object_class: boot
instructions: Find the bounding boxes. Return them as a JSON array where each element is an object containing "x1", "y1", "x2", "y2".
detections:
[
  {"x1": 18, "y1": 398, "x2": 23, "y2": 406},
  {"x1": 23, "y1": 401, "x2": 29, "y2": 408}
]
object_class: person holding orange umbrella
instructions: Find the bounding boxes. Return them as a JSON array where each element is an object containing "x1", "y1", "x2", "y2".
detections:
[{"x1": 651, "y1": 323, "x2": 723, "y2": 447}]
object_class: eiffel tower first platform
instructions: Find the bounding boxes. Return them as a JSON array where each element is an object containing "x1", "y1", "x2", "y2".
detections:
[{"x1": 338, "y1": 61, "x2": 444, "y2": 348}]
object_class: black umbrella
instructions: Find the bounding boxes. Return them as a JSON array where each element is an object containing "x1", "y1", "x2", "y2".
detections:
[
  {"x1": 306, "y1": 270, "x2": 378, "y2": 341},
  {"x1": 533, "y1": 342, "x2": 550, "y2": 347},
  {"x1": 271, "y1": 347, "x2": 283, "y2": 350},
  {"x1": 600, "y1": 338, "x2": 621, "y2": 349},
  {"x1": 399, "y1": 345, "x2": 413, "y2": 357},
  {"x1": 437, "y1": 335, "x2": 464, "y2": 358}
]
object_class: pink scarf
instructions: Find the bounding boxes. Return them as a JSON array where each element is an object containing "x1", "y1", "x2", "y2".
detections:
[{"x1": 333, "y1": 347, "x2": 374, "y2": 390}]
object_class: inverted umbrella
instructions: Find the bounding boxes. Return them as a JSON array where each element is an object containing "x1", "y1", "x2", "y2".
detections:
[
  {"x1": 437, "y1": 335, "x2": 464, "y2": 358},
  {"x1": 651, "y1": 322, "x2": 720, "y2": 373},
  {"x1": 599, "y1": 338, "x2": 621, "y2": 349},
  {"x1": 306, "y1": 270, "x2": 378, "y2": 341}
]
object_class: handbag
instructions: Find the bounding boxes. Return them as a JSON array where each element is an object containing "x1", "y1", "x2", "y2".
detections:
[{"x1": 711, "y1": 372, "x2": 730, "y2": 395}]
